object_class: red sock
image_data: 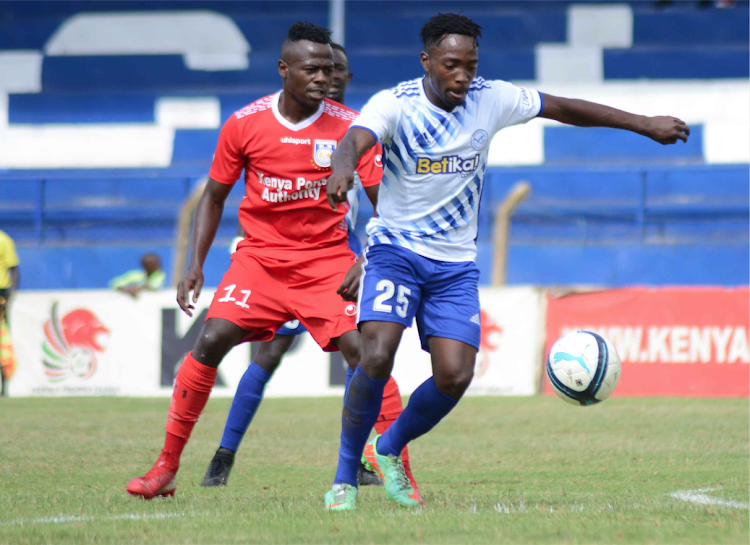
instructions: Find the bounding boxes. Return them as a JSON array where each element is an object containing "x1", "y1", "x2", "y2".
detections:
[
  {"x1": 374, "y1": 377, "x2": 412, "y2": 476},
  {"x1": 160, "y1": 352, "x2": 217, "y2": 470},
  {"x1": 377, "y1": 376, "x2": 404, "y2": 425}
]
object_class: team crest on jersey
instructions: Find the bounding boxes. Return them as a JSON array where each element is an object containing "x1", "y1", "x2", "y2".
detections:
[
  {"x1": 471, "y1": 130, "x2": 489, "y2": 151},
  {"x1": 313, "y1": 139, "x2": 337, "y2": 168}
]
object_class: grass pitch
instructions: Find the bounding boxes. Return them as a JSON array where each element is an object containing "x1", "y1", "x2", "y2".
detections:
[{"x1": 0, "y1": 395, "x2": 747, "y2": 544}]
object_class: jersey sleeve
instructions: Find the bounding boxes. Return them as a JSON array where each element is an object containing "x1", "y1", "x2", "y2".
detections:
[
  {"x1": 489, "y1": 80, "x2": 544, "y2": 133},
  {"x1": 354, "y1": 142, "x2": 383, "y2": 188},
  {"x1": 350, "y1": 90, "x2": 401, "y2": 142},
  {"x1": 208, "y1": 114, "x2": 245, "y2": 185}
]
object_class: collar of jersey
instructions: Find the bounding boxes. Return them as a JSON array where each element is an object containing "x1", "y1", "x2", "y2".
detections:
[
  {"x1": 418, "y1": 77, "x2": 466, "y2": 118},
  {"x1": 271, "y1": 91, "x2": 326, "y2": 132}
]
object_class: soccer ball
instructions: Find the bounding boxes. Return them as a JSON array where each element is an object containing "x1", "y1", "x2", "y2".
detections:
[{"x1": 547, "y1": 330, "x2": 621, "y2": 406}]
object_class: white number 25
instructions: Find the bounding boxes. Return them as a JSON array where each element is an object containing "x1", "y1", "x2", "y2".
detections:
[{"x1": 373, "y1": 280, "x2": 411, "y2": 318}]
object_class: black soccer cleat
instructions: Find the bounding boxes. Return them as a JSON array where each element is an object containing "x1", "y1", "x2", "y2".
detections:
[
  {"x1": 357, "y1": 460, "x2": 383, "y2": 487},
  {"x1": 201, "y1": 447, "x2": 235, "y2": 487}
]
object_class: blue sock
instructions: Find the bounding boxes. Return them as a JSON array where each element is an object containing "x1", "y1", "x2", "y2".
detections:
[
  {"x1": 377, "y1": 377, "x2": 459, "y2": 457},
  {"x1": 333, "y1": 367, "x2": 388, "y2": 486},
  {"x1": 219, "y1": 362, "x2": 272, "y2": 452}
]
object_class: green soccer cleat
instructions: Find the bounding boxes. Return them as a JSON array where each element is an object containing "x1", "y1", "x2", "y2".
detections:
[
  {"x1": 362, "y1": 435, "x2": 423, "y2": 508},
  {"x1": 324, "y1": 483, "x2": 358, "y2": 511}
]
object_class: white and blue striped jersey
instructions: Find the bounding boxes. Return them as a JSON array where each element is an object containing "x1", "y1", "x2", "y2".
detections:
[{"x1": 352, "y1": 77, "x2": 543, "y2": 262}]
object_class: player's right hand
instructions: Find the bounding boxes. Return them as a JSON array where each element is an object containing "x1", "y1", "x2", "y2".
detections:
[
  {"x1": 326, "y1": 170, "x2": 354, "y2": 211},
  {"x1": 177, "y1": 267, "x2": 204, "y2": 317}
]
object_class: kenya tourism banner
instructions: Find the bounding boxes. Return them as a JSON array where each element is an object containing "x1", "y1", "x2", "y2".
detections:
[
  {"x1": 7, "y1": 287, "x2": 543, "y2": 397},
  {"x1": 544, "y1": 287, "x2": 750, "y2": 397}
]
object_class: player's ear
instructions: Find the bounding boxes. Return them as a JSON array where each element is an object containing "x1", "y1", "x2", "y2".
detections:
[
  {"x1": 420, "y1": 51, "x2": 430, "y2": 73},
  {"x1": 278, "y1": 59, "x2": 289, "y2": 80},
  {"x1": 347, "y1": 72, "x2": 353, "y2": 84}
]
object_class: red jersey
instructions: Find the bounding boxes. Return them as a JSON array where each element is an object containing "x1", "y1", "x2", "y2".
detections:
[{"x1": 209, "y1": 93, "x2": 382, "y2": 258}]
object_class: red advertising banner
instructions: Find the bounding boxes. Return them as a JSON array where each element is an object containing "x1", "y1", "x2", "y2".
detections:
[{"x1": 545, "y1": 287, "x2": 749, "y2": 397}]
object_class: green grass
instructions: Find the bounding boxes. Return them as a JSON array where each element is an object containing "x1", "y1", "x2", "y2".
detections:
[{"x1": 0, "y1": 396, "x2": 747, "y2": 544}]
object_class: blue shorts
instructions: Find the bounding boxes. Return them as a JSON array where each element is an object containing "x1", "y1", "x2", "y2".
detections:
[
  {"x1": 357, "y1": 244, "x2": 481, "y2": 352},
  {"x1": 276, "y1": 233, "x2": 363, "y2": 337}
]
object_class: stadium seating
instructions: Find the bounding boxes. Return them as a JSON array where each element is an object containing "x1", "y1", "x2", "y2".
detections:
[{"x1": 0, "y1": 0, "x2": 747, "y2": 289}]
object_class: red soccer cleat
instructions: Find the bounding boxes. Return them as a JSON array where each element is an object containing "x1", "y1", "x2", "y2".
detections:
[{"x1": 127, "y1": 459, "x2": 177, "y2": 500}]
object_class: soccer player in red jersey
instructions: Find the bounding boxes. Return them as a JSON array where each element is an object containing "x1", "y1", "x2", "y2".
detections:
[
  {"x1": 126, "y1": 22, "x2": 418, "y2": 500},
  {"x1": 200, "y1": 43, "x2": 415, "y2": 491}
]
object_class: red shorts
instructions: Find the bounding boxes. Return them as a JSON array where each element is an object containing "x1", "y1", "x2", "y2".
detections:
[{"x1": 205, "y1": 246, "x2": 359, "y2": 351}]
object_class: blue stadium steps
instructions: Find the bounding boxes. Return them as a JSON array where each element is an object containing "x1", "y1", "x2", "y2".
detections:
[
  {"x1": 481, "y1": 243, "x2": 749, "y2": 287},
  {"x1": 604, "y1": 47, "x2": 749, "y2": 80},
  {"x1": 544, "y1": 126, "x2": 704, "y2": 164},
  {"x1": 2, "y1": 164, "x2": 747, "y2": 289},
  {"x1": 1, "y1": 1, "x2": 746, "y2": 95}
]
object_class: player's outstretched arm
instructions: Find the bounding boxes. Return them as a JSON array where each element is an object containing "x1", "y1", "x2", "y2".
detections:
[
  {"x1": 539, "y1": 93, "x2": 690, "y2": 145},
  {"x1": 177, "y1": 178, "x2": 234, "y2": 316},
  {"x1": 327, "y1": 127, "x2": 378, "y2": 211}
]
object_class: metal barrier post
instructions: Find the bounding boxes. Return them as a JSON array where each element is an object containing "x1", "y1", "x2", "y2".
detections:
[{"x1": 492, "y1": 181, "x2": 531, "y2": 286}]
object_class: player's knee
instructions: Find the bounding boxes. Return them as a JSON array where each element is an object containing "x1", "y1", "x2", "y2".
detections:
[
  {"x1": 253, "y1": 347, "x2": 283, "y2": 371},
  {"x1": 359, "y1": 345, "x2": 394, "y2": 378},
  {"x1": 193, "y1": 324, "x2": 236, "y2": 367},
  {"x1": 437, "y1": 364, "x2": 474, "y2": 399}
]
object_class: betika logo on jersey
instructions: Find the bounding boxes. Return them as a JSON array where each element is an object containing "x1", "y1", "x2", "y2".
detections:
[{"x1": 416, "y1": 154, "x2": 481, "y2": 176}]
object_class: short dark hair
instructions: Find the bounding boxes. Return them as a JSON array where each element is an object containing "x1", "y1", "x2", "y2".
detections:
[
  {"x1": 420, "y1": 13, "x2": 482, "y2": 50},
  {"x1": 286, "y1": 21, "x2": 332, "y2": 44},
  {"x1": 330, "y1": 42, "x2": 348, "y2": 58}
]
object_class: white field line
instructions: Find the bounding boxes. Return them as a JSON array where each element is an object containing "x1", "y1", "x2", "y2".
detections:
[
  {"x1": 0, "y1": 512, "x2": 190, "y2": 527},
  {"x1": 669, "y1": 488, "x2": 749, "y2": 510}
]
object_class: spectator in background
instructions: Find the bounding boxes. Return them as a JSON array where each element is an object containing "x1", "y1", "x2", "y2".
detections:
[
  {"x1": 109, "y1": 253, "x2": 166, "y2": 298},
  {"x1": 0, "y1": 229, "x2": 19, "y2": 396}
]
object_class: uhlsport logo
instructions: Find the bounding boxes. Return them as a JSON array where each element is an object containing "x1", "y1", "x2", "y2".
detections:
[
  {"x1": 313, "y1": 139, "x2": 337, "y2": 168},
  {"x1": 475, "y1": 309, "x2": 502, "y2": 378},
  {"x1": 42, "y1": 303, "x2": 109, "y2": 382},
  {"x1": 345, "y1": 304, "x2": 358, "y2": 316}
]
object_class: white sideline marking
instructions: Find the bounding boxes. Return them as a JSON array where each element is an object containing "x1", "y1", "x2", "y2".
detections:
[
  {"x1": 669, "y1": 488, "x2": 749, "y2": 510},
  {"x1": 0, "y1": 512, "x2": 188, "y2": 527}
]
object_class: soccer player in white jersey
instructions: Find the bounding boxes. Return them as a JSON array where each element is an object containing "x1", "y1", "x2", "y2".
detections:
[{"x1": 322, "y1": 13, "x2": 690, "y2": 510}]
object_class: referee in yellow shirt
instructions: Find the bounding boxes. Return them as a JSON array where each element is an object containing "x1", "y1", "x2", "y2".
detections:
[{"x1": 0, "y1": 229, "x2": 19, "y2": 396}]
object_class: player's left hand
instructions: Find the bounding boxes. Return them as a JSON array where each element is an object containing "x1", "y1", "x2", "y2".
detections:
[
  {"x1": 337, "y1": 261, "x2": 363, "y2": 301},
  {"x1": 641, "y1": 116, "x2": 690, "y2": 145}
]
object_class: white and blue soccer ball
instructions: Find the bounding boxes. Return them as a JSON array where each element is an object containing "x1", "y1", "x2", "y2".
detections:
[{"x1": 547, "y1": 330, "x2": 621, "y2": 406}]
